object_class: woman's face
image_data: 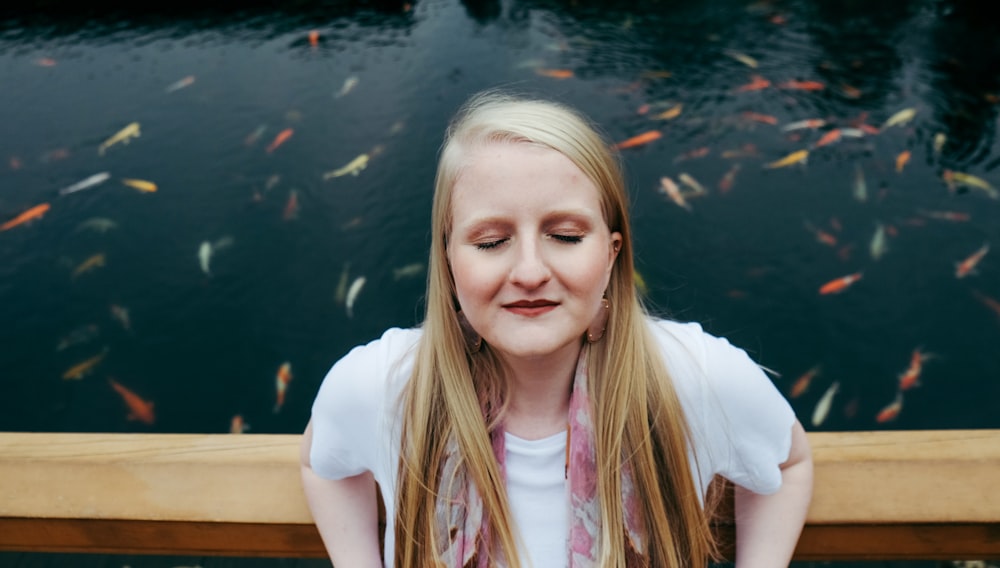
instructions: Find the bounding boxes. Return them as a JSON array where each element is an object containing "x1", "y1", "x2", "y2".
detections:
[{"x1": 447, "y1": 142, "x2": 621, "y2": 363}]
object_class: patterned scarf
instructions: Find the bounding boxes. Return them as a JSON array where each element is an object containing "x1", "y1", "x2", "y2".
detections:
[{"x1": 434, "y1": 348, "x2": 647, "y2": 567}]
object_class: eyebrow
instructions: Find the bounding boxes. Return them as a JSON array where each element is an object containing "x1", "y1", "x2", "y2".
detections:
[{"x1": 457, "y1": 210, "x2": 597, "y2": 235}]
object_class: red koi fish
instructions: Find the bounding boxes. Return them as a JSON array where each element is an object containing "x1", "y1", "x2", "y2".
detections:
[
  {"x1": 535, "y1": 68, "x2": 574, "y2": 79},
  {"x1": 108, "y1": 378, "x2": 155, "y2": 425},
  {"x1": 283, "y1": 189, "x2": 299, "y2": 221},
  {"x1": 734, "y1": 75, "x2": 770, "y2": 93},
  {"x1": 266, "y1": 128, "x2": 294, "y2": 154},
  {"x1": 790, "y1": 364, "x2": 821, "y2": 398},
  {"x1": 956, "y1": 242, "x2": 990, "y2": 278},
  {"x1": 779, "y1": 80, "x2": 825, "y2": 91},
  {"x1": 741, "y1": 111, "x2": 778, "y2": 125},
  {"x1": 875, "y1": 392, "x2": 904, "y2": 423},
  {"x1": 1, "y1": 203, "x2": 50, "y2": 232},
  {"x1": 308, "y1": 30, "x2": 319, "y2": 47},
  {"x1": 813, "y1": 128, "x2": 842, "y2": 148},
  {"x1": 717, "y1": 164, "x2": 741, "y2": 194},
  {"x1": 972, "y1": 289, "x2": 1000, "y2": 320},
  {"x1": 898, "y1": 348, "x2": 932, "y2": 391},
  {"x1": 273, "y1": 361, "x2": 293, "y2": 413},
  {"x1": 613, "y1": 130, "x2": 661, "y2": 150},
  {"x1": 819, "y1": 272, "x2": 863, "y2": 295}
]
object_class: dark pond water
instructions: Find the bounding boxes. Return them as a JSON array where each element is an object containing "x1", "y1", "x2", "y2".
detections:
[{"x1": 1, "y1": 0, "x2": 998, "y2": 565}]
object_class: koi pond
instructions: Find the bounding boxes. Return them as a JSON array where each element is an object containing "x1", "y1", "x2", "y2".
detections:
[{"x1": 1, "y1": 0, "x2": 998, "y2": 565}]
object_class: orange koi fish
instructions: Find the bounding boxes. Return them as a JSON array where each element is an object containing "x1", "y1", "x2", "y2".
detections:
[
  {"x1": 895, "y1": 150, "x2": 911, "y2": 173},
  {"x1": 0, "y1": 203, "x2": 50, "y2": 232},
  {"x1": 956, "y1": 242, "x2": 989, "y2": 278},
  {"x1": 636, "y1": 104, "x2": 650, "y2": 115},
  {"x1": 230, "y1": 414, "x2": 250, "y2": 434},
  {"x1": 273, "y1": 361, "x2": 293, "y2": 413},
  {"x1": 735, "y1": 75, "x2": 770, "y2": 93},
  {"x1": 813, "y1": 128, "x2": 842, "y2": 148},
  {"x1": 283, "y1": 189, "x2": 299, "y2": 221},
  {"x1": 819, "y1": 272, "x2": 863, "y2": 295},
  {"x1": 62, "y1": 348, "x2": 109, "y2": 380},
  {"x1": 108, "y1": 378, "x2": 155, "y2": 425},
  {"x1": 717, "y1": 164, "x2": 741, "y2": 194},
  {"x1": 613, "y1": 130, "x2": 661, "y2": 150},
  {"x1": 875, "y1": 392, "x2": 904, "y2": 423},
  {"x1": 919, "y1": 209, "x2": 970, "y2": 222},
  {"x1": 971, "y1": 289, "x2": 1000, "y2": 320},
  {"x1": 535, "y1": 68, "x2": 574, "y2": 79},
  {"x1": 308, "y1": 30, "x2": 320, "y2": 47},
  {"x1": 790, "y1": 364, "x2": 821, "y2": 398},
  {"x1": 266, "y1": 128, "x2": 294, "y2": 154},
  {"x1": 654, "y1": 104, "x2": 682, "y2": 120},
  {"x1": 164, "y1": 75, "x2": 195, "y2": 93},
  {"x1": 858, "y1": 123, "x2": 880, "y2": 135},
  {"x1": 840, "y1": 84, "x2": 862, "y2": 99},
  {"x1": 779, "y1": 79, "x2": 825, "y2": 91},
  {"x1": 804, "y1": 221, "x2": 837, "y2": 247},
  {"x1": 674, "y1": 146, "x2": 709, "y2": 163},
  {"x1": 898, "y1": 348, "x2": 932, "y2": 391},
  {"x1": 741, "y1": 111, "x2": 778, "y2": 125}
]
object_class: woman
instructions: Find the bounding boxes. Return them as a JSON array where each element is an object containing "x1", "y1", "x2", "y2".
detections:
[{"x1": 300, "y1": 90, "x2": 813, "y2": 567}]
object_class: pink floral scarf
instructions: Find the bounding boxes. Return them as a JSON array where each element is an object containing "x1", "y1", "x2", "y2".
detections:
[{"x1": 434, "y1": 349, "x2": 647, "y2": 567}]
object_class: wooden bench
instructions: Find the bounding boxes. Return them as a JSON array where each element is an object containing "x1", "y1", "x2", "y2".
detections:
[{"x1": 1, "y1": 430, "x2": 998, "y2": 560}]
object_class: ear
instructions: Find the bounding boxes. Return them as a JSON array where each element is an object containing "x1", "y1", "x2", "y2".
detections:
[{"x1": 609, "y1": 231, "x2": 623, "y2": 267}]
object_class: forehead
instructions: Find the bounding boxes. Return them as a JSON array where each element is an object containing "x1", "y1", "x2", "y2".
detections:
[{"x1": 449, "y1": 142, "x2": 603, "y2": 221}]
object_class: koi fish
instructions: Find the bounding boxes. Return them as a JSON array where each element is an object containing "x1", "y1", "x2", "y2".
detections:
[
  {"x1": 819, "y1": 272, "x2": 863, "y2": 295},
  {"x1": 165, "y1": 75, "x2": 195, "y2": 93},
  {"x1": 244, "y1": 124, "x2": 268, "y2": 146},
  {"x1": 613, "y1": 130, "x2": 662, "y2": 150},
  {"x1": 535, "y1": 68, "x2": 574, "y2": 79},
  {"x1": 230, "y1": 414, "x2": 250, "y2": 434},
  {"x1": 108, "y1": 378, "x2": 155, "y2": 425},
  {"x1": 895, "y1": 150, "x2": 911, "y2": 173},
  {"x1": 875, "y1": 392, "x2": 904, "y2": 423},
  {"x1": 323, "y1": 154, "x2": 369, "y2": 179},
  {"x1": 919, "y1": 209, "x2": 969, "y2": 222},
  {"x1": 840, "y1": 84, "x2": 862, "y2": 99},
  {"x1": 942, "y1": 170, "x2": 998, "y2": 199},
  {"x1": 197, "y1": 236, "x2": 234, "y2": 276},
  {"x1": 898, "y1": 347, "x2": 932, "y2": 391},
  {"x1": 72, "y1": 253, "x2": 106, "y2": 279},
  {"x1": 35, "y1": 57, "x2": 57, "y2": 67},
  {"x1": 62, "y1": 347, "x2": 109, "y2": 380},
  {"x1": 804, "y1": 221, "x2": 837, "y2": 247},
  {"x1": 393, "y1": 262, "x2": 425, "y2": 280},
  {"x1": 813, "y1": 128, "x2": 842, "y2": 148},
  {"x1": 0, "y1": 203, "x2": 50, "y2": 231},
  {"x1": 881, "y1": 107, "x2": 916, "y2": 130},
  {"x1": 721, "y1": 144, "x2": 758, "y2": 159},
  {"x1": 283, "y1": 189, "x2": 299, "y2": 221},
  {"x1": 869, "y1": 223, "x2": 889, "y2": 261},
  {"x1": 110, "y1": 304, "x2": 131, "y2": 331},
  {"x1": 273, "y1": 362, "x2": 293, "y2": 413},
  {"x1": 741, "y1": 111, "x2": 778, "y2": 125},
  {"x1": 654, "y1": 104, "x2": 682, "y2": 120},
  {"x1": 764, "y1": 149, "x2": 808, "y2": 169},
  {"x1": 678, "y1": 173, "x2": 707, "y2": 196},
  {"x1": 76, "y1": 217, "x2": 117, "y2": 233},
  {"x1": 811, "y1": 381, "x2": 839, "y2": 427},
  {"x1": 956, "y1": 242, "x2": 989, "y2": 278},
  {"x1": 57, "y1": 324, "x2": 99, "y2": 351},
  {"x1": 853, "y1": 163, "x2": 867, "y2": 203},
  {"x1": 780, "y1": 79, "x2": 825, "y2": 91},
  {"x1": 971, "y1": 289, "x2": 1000, "y2": 320},
  {"x1": 933, "y1": 132, "x2": 946, "y2": 156},
  {"x1": 308, "y1": 30, "x2": 319, "y2": 47},
  {"x1": 781, "y1": 119, "x2": 825, "y2": 132},
  {"x1": 659, "y1": 176, "x2": 691, "y2": 211},
  {"x1": 98, "y1": 122, "x2": 140, "y2": 155},
  {"x1": 335, "y1": 76, "x2": 359, "y2": 98},
  {"x1": 346, "y1": 276, "x2": 365, "y2": 318},
  {"x1": 734, "y1": 75, "x2": 770, "y2": 93},
  {"x1": 839, "y1": 127, "x2": 866, "y2": 138},
  {"x1": 59, "y1": 172, "x2": 111, "y2": 196},
  {"x1": 334, "y1": 262, "x2": 351, "y2": 304},
  {"x1": 790, "y1": 364, "x2": 821, "y2": 398},
  {"x1": 121, "y1": 178, "x2": 157, "y2": 193},
  {"x1": 265, "y1": 128, "x2": 294, "y2": 153},
  {"x1": 674, "y1": 147, "x2": 710, "y2": 163},
  {"x1": 717, "y1": 164, "x2": 741, "y2": 193},
  {"x1": 724, "y1": 50, "x2": 758, "y2": 68}
]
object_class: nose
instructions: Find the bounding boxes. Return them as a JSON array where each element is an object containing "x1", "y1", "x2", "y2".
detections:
[{"x1": 508, "y1": 237, "x2": 551, "y2": 288}]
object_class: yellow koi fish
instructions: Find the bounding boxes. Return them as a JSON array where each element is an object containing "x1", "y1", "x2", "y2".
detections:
[
  {"x1": 72, "y1": 253, "x2": 106, "y2": 279},
  {"x1": 653, "y1": 104, "x2": 682, "y2": 120},
  {"x1": 62, "y1": 348, "x2": 108, "y2": 380},
  {"x1": 323, "y1": 154, "x2": 369, "y2": 180},
  {"x1": 724, "y1": 49, "x2": 758, "y2": 68},
  {"x1": 881, "y1": 107, "x2": 916, "y2": 130},
  {"x1": 943, "y1": 170, "x2": 998, "y2": 199},
  {"x1": 98, "y1": 122, "x2": 140, "y2": 156},
  {"x1": 121, "y1": 178, "x2": 157, "y2": 193},
  {"x1": 764, "y1": 149, "x2": 809, "y2": 169}
]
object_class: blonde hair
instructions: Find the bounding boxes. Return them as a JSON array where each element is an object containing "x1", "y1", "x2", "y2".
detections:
[{"x1": 394, "y1": 90, "x2": 717, "y2": 567}]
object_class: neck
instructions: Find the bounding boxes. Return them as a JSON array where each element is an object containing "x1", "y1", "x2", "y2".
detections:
[{"x1": 500, "y1": 341, "x2": 582, "y2": 440}]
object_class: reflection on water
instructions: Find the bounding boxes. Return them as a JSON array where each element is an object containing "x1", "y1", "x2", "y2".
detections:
[{"x1": 0, "y1": 0, "x2": 999, "y2": 563}]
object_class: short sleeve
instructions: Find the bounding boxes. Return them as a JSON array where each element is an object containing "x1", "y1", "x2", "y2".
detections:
[
  {"x1": 650, "y1": 319, "x2": 795, "y2": 495},
  {"x1": 308, "y1": 327, "x2": 421, "y2": 480}
]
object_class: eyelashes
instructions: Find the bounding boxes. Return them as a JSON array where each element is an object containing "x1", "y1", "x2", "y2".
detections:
[{"x1": 474, "y1": 234, "x2": 583, "y2": 250}]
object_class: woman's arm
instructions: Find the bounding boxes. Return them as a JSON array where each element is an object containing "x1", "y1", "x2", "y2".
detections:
[
  {"x1": 300, "y1": 420, "x2": 384, "y2": 567},
  {"x1": 733, "y1": 419, "x2": 813, "y2": 568}
]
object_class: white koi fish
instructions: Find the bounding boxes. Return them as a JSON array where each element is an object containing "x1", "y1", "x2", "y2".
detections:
[
  {"x1": 323, "y1": 154, "x2": 369, "y2": 180},
  {"x1": 198, "y1": 236, "x2": 234, "y2": 276},
  {"x1": 870, "y1": 222, "x2": 889, "y2": 261},
  {"x1": 345, "y1": 276, "x2": 365, "y2": 318},
  {"x1": 811, "y1": 381, "x2": 840, "y2": 427},
  {"x1": 98, "y1": 122, "x2": 140, "y2": 155},
  {"x1": 59, "y1": 172, "x2": 111, "y2": 196},
  {"x1": 334, "y1": 76, "x2": 359, "y2": 98},
  {"x1": 881, "y1": 107, "x2": 916, "y2": 130}
]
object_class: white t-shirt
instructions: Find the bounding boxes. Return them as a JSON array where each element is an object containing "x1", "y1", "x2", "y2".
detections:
[{"x1": 309, "y1": 318, "x2": 796, "y2": 567}]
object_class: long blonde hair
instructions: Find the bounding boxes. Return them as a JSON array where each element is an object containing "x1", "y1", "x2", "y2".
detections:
[{"x1": 394, "y1": 90, "x2": 717, "y2": 567}]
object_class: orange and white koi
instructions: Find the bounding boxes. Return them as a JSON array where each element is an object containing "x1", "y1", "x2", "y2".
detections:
[
  {"x1": 0, "y1": 203, "x2": 50, "y2": 231},
  {"x1": 659, "y1": 177, "x2": 691, "y2": 211},
  {"x1": 819, "y1": 271, "x2": 863, "y2": 295},
  {"x1": 62, "y1": 347, "x2": 109, "y2": 380},
  {"x1": 875, "y1": 392, "x2": 904, "y2": 423},
  {"x1": 781, "y1": 118, "x2": 825, "y2": 132},
  {"x1": 734, "y1": 75, "x2": 770, "y2": 93},
  {"x1": 895, "y1": 150, "x2": 911, "y2": 173},
  {"x1": 613, "y1": 130, "x2": 662, "y2": 150},
  {"x1": 898, "y1": 347, "x2": 932, "y2": 391},
  {"x1": 108, "y1": 378, "x2": 155, "y2": 425},
  {"x1": 956, "y1": 242, "x2": 989, "y2": 278},
  {"x1": 265, "y1": 128, "x2": 294, "y2": 154},
  {"x1": 164, "y1": 75, "x2": 195, "y2": 93},
  {"x1": 283, "y1": 189, "x2": 299, "y2": 221},
  {"x1": 764, "y1": 149, "x2": 808, "y2": 169},
  {"x1": 779, "y1": 79, "x2": 825, "y2": 91},
  {"x1": 790, "y1": 364, "x2": 821, "y2": 398},
  {"x1": 72, "y1": 253, "x2": 106, "y2": 279},
  {"x1": 273, "y1": 361, "x2": 293, "y2": 413}
]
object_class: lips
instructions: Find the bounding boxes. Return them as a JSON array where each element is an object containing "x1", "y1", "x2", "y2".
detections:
[{"x1": 503, "y1": 299, "x2": 558, "y2": 308}]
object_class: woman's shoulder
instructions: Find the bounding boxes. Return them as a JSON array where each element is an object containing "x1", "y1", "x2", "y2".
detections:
[
  {"x1": 644, "y1": 316, "x2": 711, "y2": 364},
  {"x1": 319, "y1": 326, "x2": 424, "y2": 395}
]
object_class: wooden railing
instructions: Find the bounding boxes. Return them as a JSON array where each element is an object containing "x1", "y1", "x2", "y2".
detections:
[{"x1": 1, "y1": 430, "x2": 998, "y2": 560}]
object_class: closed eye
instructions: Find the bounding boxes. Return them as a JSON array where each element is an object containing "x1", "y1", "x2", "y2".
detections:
[
  {"x1": 475, "y1": 238, "x2": 507, "y2": 250},
  {"x1": 551, "y1": 234, "x2": 582, "y2": 243}
]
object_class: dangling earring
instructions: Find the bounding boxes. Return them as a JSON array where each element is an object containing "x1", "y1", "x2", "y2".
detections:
[
  {"x1": 586, "y1": 297, "x2": 610, "y2": 343},
  {"x1": 457, "y1": 310, "x2": 482, "y2": 353}
]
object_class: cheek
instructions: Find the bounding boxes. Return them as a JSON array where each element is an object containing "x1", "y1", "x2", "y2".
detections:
[{"x1": 449, "y1": 250, "x2": 495, "y2": 308}]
